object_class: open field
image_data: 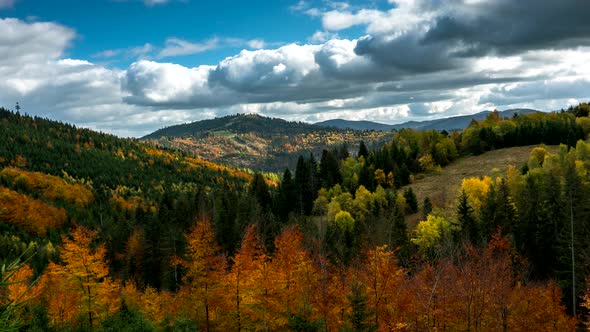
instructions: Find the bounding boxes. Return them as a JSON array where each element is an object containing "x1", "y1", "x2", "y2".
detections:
[{"x1": 405, "y1": 145, "x2": 559, "y2": 213}]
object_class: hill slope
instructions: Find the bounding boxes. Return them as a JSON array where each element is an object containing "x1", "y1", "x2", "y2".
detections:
[
  {"x1": 142, "y1": 113, "x2": 396, "y2": 172},
  {"x1": 404, "y1": 144, "x2": 559, "y2": 216},
  {"x1": 143, "y1": 113, "x2": 330, "y2": 139}
]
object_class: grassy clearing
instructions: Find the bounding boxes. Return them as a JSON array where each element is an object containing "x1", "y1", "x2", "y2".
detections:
[
  {"x1": 211, "y1": 130, "x2": 237, "y2": 138},
  {"x1": 403, "y1": 145, "x2": 558, "y2": 225}
]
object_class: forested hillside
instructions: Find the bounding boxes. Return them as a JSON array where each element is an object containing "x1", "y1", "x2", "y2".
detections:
[
  {"x1": 143, "y1": 113, "x2": 328, "y2": 139},
  {"x1": 2, "y1": 104, "x2": 590, "y2": 331},
  {"x1": 142, "y1": 113, "x2": 396, "y2": 172}
]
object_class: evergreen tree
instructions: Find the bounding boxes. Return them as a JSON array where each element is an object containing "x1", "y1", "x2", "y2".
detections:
[
  {"x1": 249, "y1": 172, "x2": 271, "y2": 210},
  {"x1": 391, "y1": 201, "x2": 410, "y2": 265},
  {"x1": 338, "y1": 144, "x2": 350, "y2": 160},
  {"x1": 457, "y1": 189, "x2": 478, "y2": 244},
  {"x1": 319, "y1": 149, "x2": 341, "y2": 189},
  {"x1": 295, "y1": 156, "x2": 314, "y2": 215},
  {"x1": 403, "y1": 188, "x2": 418, "y2": 214},
  {"x1": 422, "y1": 197, "x2": 433, "y2": 220},
  {"x1": 344, "y1": 282, "x2": 377, "y2": 332},
  {"x1": 494, "y1": 178, "x2": 517, "y2": 235},
  {"x1": 479, "y1": 184, "x2": 497, "y2": 240},
  {"x1": 358, "y1": 141, "x2": 369, "y2": 159},
  {"x1": 277, "y1": 168, "x2": 297, "y2": 220}
]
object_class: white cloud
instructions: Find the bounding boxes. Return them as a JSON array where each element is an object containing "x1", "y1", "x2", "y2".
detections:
[
  {"x1": 92, "y1": 43, "x2": 153, "y2": 59},
  {"x1": 0, "y1": 18, "x2": 75, "y2": 68},
  {"x1": 247, "y1": 39, "x2": 266, "y2": 49},
  {"x1": 158, "y1": 37, "x2": 219, "y2": 58},
  {"x1": 144, "y1": 0, "x2": 171, "y2": 6},
  {"x1": 156, "y1": 37, "x2": 268, "y2": 59},
  {"x1": 3, "y1": 1, "x2": 590, "y2": 138},
  {"x1": 290, "y1": 0, "x2": 308, "y2": 12},
  {"x1": 309, "y1": 30, "x2": 339, "y2": 43}
]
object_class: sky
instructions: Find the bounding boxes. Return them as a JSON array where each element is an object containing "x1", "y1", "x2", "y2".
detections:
[{"x1": 1, "y1": 0, "x2": 590, "y2": 137}]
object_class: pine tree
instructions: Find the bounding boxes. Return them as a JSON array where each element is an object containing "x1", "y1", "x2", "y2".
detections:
[
  {"x1": 319, "y1": 149, "x2": 342, "y2": 189},
  {"x1": 403, "y1": 188, "x2": 418, "y2": 214},
  {"x1": 277, "y1": 168, "x2": 296, "y2": 220},
  {"x1": 249, "y1": 173, "x2": 271, "y2": 210},
  {"x1": 344, "y1": 282, "x2": 377, "y2": 332},
  {"x1": 358, "y1": 141, "x2": 369, "y2": 159},
  {"x1": 457, "y1": 189, "x2": 478, "y2": 244},
  {"x1": 295, "y1": 156, "x2": 314, "y2": 215},
  {"x1": 422, "y1": 197, "x2": 433, "y2": 220}
]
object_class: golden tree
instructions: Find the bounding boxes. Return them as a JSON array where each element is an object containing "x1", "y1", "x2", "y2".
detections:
[
  {"x1": 222, "y1": 225, "x2": 265, "y2": 331},
  {"x1": 45, "y1": 227, "x2": 120, "y2": 328},
  {"x1": 179, "y1": 219, "x2": 225, "y2": 331}
]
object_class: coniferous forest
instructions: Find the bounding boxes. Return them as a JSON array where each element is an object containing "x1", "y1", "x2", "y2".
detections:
[{"x1": 2, "y1": 104, "x2": 590, "y2": 331}]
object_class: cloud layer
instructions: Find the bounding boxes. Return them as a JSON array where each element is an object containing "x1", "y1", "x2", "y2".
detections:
[{"x1": 1, "y1": 0, "x2": 590, "y2": 137}]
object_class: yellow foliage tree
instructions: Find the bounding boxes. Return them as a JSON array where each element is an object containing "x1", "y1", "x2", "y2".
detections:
[
  {"x1": 266, "y1": 226, "x2": 319, "y2": 330},
  {"x1": 222, "y1": 225, "x2": 265, "y2": 331},
  {"x1": 411, "y1": 215, "x2": 453, "y2": 255},
  {"x1": 45, "y1": 227, "x2": 120, "y2": 328},
  {"x1": 180, "y1": 219, "x2": 225, "y2": 331},
  {"x1": 460, "y1": 176, "x2": 493, "y2": 212},
  {"x1": 358, "y1": 245, "x2": 407, "y2": 329},
  {"x1": 0, "y1": 187, "x2": 67, "y2": 235}
]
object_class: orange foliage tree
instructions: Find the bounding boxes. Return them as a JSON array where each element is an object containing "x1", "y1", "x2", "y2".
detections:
[
  {"x1": 179, "y1": 219, "x2": 225, "y2": 331},
  {"x1": 221, "y1": 225, "x2": 266, "y2": 331},
  {"x1": 0, "y1": 260, "x2": 42, "y2": 329},
  {"x1": 0, "y1": 167, "x2": 93, "y2": 208},
  {"x1": 356, "y1": 245, "x2": 407, "y2": 330},
  {"x1": 121, "y1": 283, "x2": 179, "y2": 327},
  {"x1": 265, "y1": 226, "x2": 320, "y2": 330},
  {"x1": 0, "y1": 186, "x2": 67, "y2": 235},
  {"x1": 406, "y1": 232, "x2": 576, "y2": 331},
  {"x1": 43, "y1": 227, "x2": 120, "y2": 328}
]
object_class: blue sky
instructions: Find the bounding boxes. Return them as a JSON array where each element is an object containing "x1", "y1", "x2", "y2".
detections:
[
  {"x1": 1, "y1": 0, "x2": 590, "y2": 137},
  {"x1": 4, "y1": 0, "x2": 369, "y2": 67}
]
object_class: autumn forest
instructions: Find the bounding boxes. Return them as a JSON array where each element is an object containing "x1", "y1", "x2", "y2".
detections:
[{"x1": 2, "y1": 104, "x2": 590, "y2": 331}]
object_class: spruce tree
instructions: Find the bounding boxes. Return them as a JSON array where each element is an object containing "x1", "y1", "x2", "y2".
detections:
[
  {"x1": 422, "y1": 197, "x2": 433, "y2": 220},
  {"x1": 344, "y1": 282, "x2": 377, "y2": 332},
  {"x1": 403, "y1": 187, "x2": 418, "y2": 214},
  {"x1": 358, "y1": 141, "x2": 369, "y2": 159},
  {"x1": 457, "y1": 189, "x2": 478, "y2": 244}
]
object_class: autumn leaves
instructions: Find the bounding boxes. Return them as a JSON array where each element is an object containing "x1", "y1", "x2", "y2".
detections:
[
  {"x1": 0, "y1": 167, "x2": 94, "y2": 236},
  {"x1": 1, "y1": 219, "x2": 585, "y2": 330}
]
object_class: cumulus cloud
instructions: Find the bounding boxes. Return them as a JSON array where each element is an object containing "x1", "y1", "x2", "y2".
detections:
[
  {"x1": 0, "y1": 18, "x2": 75, "y2": 68},
  {"x1": 4, "y1": 0, "x2": 590, "y2": 137},
  {"x1": 0, "y1": 18, "x2": 173, "y2": 137}
]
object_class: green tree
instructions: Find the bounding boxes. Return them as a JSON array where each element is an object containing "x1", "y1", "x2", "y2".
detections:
[
  {"x1": 249, "y1": 173, "x2": 271, "y2": 210},
  {"x1": 319, "y1": 149, "x2": 342, "y2": 189},
  {"x1": 422, "y1": 197, "x2": 433, "y2": 220},
  {"x1": 457, "y1": 190, "x2": 478, "y2": 244},
  {"x1": 403, "y1": 188, "x2": 418, "y2": 214},
  {"x1": 358, "y1": 141, "x2": 369, "y2": 160},
  {"x1": 343, "y1": 282, "x2": 376, "y2": 332}
]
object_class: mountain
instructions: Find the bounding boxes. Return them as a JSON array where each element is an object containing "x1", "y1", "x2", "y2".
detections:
[
  {"x1": 143, "y1": 113, "x2": 330, "y2": 140},
  {"x1": 315, "y1": 109, "x2": 539, "y2": 131},
  {"x1": 142, "y1": 113, "x2": 395, "y2": 172}
]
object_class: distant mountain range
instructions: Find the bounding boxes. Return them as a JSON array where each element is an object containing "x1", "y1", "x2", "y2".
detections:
[
  {"x1": 144, "y1": 109, "x2": 540, "y2": 140},
  {"x1": 315, "y1": 109, "x2": 539, "y2": 131},
  {"x1": 140, "y1": 108, "x2": 540, "y2": 171}
]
